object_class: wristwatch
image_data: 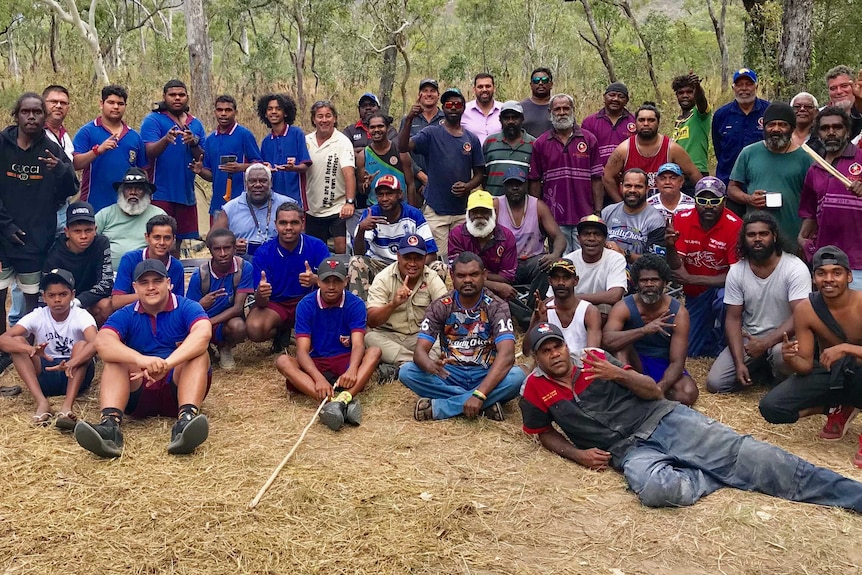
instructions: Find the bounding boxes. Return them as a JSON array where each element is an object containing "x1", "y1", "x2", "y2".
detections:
[{"x1": 346, "y1": 198, "x2": 355, "y2": 205}]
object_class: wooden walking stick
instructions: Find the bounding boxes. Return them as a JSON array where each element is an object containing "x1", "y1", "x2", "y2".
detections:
[
  {"x1": 248, "y1": 396, "x2": 329, "y2": 508},
  {"x1": 800, "y1": 143, "x2": 853, "y2": 188}
]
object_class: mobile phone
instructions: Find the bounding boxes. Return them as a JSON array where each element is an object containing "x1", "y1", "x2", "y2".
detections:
[{"x1": 220, "y1": 154, "x2": 237, "y2": 165}]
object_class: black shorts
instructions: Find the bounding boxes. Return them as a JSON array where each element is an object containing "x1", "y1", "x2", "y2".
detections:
[{"x1": 305, "y1": 213, "x2": 346, "y2": 242}]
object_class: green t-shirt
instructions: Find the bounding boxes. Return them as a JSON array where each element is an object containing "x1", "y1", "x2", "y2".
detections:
[
  {"x1": 94, "y1": 203, "x2": 167, "y2": 269},
  {"x1": 671, "y1": 108, "x2": 711, "y2": 173},
  {"x1": 729, "y1": 143, "x2": 813, "y2": 243}
]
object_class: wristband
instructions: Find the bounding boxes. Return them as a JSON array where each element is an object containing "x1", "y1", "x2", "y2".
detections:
[
  {"x1": 472, "y1": 389, "x2": 487, "y2": 401},
  {"x1": 91, "y1": 144, "x2": 101, "y2": 156}
]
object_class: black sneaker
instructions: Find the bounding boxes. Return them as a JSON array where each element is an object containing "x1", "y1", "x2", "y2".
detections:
[
  {"x1": 74, "y1": 420, "x2": 124, "y2": 458},
  {"x1": 376, "y1": 363, "x2": 398, "y2": 385},
  {"x1": 0, "y1": 352, "x2": 13, "y2": 375},
  {"x1": 167, "y1": 413, "x2": 209, "y2": 455},
  {"x1": 319, "y1": 401, "x2": 346, "y2": 431},
  {"x1": 345, "y1": 398, "x2": 362, "y2": 426}
]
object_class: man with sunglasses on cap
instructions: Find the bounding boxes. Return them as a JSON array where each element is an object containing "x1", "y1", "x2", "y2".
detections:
[
  {"x1": 665, "y1": 177, "x2": 742, "y2": 358},
  {"x1": 399, "y1": 86, "x2": 484, "y2": 262},
  {"x1": 75, "y1": 259, "x2": 212, "y2": 458},
  {"x1": 521, "y1": 321, "x2": 862, "y2": 511}
]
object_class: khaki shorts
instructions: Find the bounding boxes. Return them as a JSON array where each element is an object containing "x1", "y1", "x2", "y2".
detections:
[{"x1": 0, "y1": 268, "x2": 41, "y2": 294}]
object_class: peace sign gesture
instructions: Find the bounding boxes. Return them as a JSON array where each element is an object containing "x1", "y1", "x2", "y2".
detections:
[{"x1": 38, "y1": 148, "x2": 60, "y2": 170}]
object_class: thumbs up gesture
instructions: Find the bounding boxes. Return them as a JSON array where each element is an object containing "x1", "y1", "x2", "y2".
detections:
[
  {"x1": 299, "y1": 260, "x2": 317, "y2": 288},
  {"x1": 256, "y1": 269, "x2": 272, "y2": 300},
  {"x1": 408, "y1": 96, "x2": 422, "y2": 119}
]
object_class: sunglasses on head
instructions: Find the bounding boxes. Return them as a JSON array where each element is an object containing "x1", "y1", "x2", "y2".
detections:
[
  {"x1": 695, "y1": 196, "x2": 724, "y2": 206},
  {"x1": 442, "y1": 101, "x2": 464, "y2": 110},
  {"x1": 531, "y1": 76, "x2": 551, "y2": 84}
]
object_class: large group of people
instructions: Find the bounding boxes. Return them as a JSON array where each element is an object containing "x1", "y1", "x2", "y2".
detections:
[{"x1": 2, "y1": 65, "x2": 862, "y2": 514}]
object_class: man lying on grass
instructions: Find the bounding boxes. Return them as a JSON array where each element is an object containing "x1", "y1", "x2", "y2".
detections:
[{"x1": 520, "y1": 321, "x2": 862, "y2": 511}]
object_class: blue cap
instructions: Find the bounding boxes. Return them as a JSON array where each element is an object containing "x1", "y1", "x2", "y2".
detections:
[
  {"x1": 398, "y1": 234, "x2": 427, "y2": 256},
  {"x1": 657, "y1": 163, "x2": 682, "y2": 176},
  {"x1": 358, "y1": 92, "x2": 380, "y2": 107},
  {"x1": 503, "y1": 167, "x2": 527, "y2": 183},
  {"x1": 733, "y1": 68, "x2": 758, "y2": 83}
]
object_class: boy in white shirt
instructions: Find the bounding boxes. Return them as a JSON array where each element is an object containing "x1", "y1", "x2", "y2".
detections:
[{"x1": 0, "y1": 269, "x2": 98, "y2": 428}]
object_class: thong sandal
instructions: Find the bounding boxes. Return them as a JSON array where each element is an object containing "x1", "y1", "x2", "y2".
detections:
[
  {"x1": 55, "y1": 411, "x2": 78, "y2": 431},
  {"x1": 31, "y1": 412, "x2": 53, "y2": 427},
  {"x1": 0, "y1": 385, "x2": 22, "y2": 397},
  {"x1": 414, "y1": 397, "x2": 433, "y2": 421}
]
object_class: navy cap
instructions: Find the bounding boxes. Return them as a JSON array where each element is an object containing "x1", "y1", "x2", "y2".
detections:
[
  {"x1": 398, "y1": 234, "x2": 427, "y2": 256},
  {"x1": 133, "y1": 259, "x2": 168, "y2": 281},
  {"x1": 503, "y1": 167, "x2": 527, "y2": 183},
  {"x1": 812, "y1": 245, "x2": 850, "y2": 270},
  {"x1": 358, "y1": 92, "x2": 380, "y2": 107},
  {"x1": 318, "y1": 258, "x2": 348, "y2": 281},
  {"x1": 66, "y1": 201, "x2": 96, "y2": 225},
  {"x1": 41, "y1": 268, "x2": 75, "y2": 291},
  {"x1": 733, "y1": 68, "x2": 758, "y2": 83},
  {"x1": 419, "y1": 78, "x2": 439, "y2": 90},
  {"x1": 529, "y1": 322, "x2": 565, "y2": 352}
]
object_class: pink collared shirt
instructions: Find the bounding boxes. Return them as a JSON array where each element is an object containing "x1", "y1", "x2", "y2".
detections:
[{"x1": 460, "y1": 100, "x2": 502, "y2": 146}]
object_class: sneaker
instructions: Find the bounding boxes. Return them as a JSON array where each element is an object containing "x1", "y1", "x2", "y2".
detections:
[
  {"x1": 0, "y1": 352, "x2": 13, "y2": 375},
  {"x1": 167, "y1": 413, "x2": 209, "y2": 455},
  {"x1": 481, "y1": 402, "x2": 505, "y2": 422},
  {"x1": 74, "y1": 420, "x2": 124, "y2": 458},
  {"x1": 854, "y1": 435, "x2": 862, "y2": 469},
  {"x1": 345, "y1": 398, "x2": 362, "y2": 426},
  {"x1": 218, "y1": 344, "x2": 236, "y2": 370},
  {"x1": 319, "y1": 401, "x2": 346, "y2": 431},
  {"x1": 819, "y1": 405, "x2": 860, "y2": 441},
  {"x1": 376, "y1": 363, "x2": 398, "y2": 385}
]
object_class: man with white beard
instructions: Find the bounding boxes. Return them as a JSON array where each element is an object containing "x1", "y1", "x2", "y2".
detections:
[
  {"x1": 447, "y1": 190, "x2": 517, "y2": 302},
  {"x1": 95, "y1": 168, "x2": 167, "y2": 270}
]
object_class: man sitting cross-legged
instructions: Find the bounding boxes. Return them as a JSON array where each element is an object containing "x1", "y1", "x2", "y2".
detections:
[
  {"x1": 603, "y1": 254, "x2": 699, "y2": 406},
  {"x1": 74, "y1": 260, "x2": 212, "y2": 458},
  {"x1": 399, "y1": 251, "x2": 525, "y2": 421},
  {"x1": 276, "y1": 258, "x2": 382, "y2": 431},
  {"x1": 0, "y1": 269, "x2": 97, "y2": 428},
  {"x1": 186, "y1": 228, "x2": 253, "y2": 370}
]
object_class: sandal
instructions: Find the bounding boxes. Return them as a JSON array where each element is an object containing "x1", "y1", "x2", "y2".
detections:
[
  {"x1": 0, "y1": 385, "x2": 22, "y2": 397},
  {"x1": 31, "y1": 412, "x2": 53, "y2": 427},
  {"x1": 414, "y1": 397, "x2": 433, "y2": 421},
  {"x1": 55, "y1": 411, "x2": 78, "y2": 431},
  {"x1": 481, "y1": 402, "x2": 505, "y2": 422}
]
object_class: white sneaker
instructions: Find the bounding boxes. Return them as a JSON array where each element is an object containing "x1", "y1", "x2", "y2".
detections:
[{"x1": 218, "y1": 345, "x2": 236, "y2": 370}]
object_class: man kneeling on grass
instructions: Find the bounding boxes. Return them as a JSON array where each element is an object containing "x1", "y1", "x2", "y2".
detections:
[
  {"x1": 521, "y1": 322, "x2": 862, "y2": 511},
  {"x1": 276, "y1": 258, "x2": 382, "y2": 431},
  {"x1": 399, "y1": 251, "x2": 524, "y2": 421},
  {"x1": 74, "y1": 260, "x2": 212, "y2": 458},
  {"x1": 0, "y1": 269, "x2": 97, "y2": 428}
]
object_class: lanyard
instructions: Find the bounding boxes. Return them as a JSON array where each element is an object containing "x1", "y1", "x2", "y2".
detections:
[{"x1": 247, "y1": 198, "x2": 273, "y2": 241}]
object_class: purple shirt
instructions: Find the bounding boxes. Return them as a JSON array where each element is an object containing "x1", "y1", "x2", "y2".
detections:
[
  {"x1": 528, "y1": 127, "x2": 603, "y2": 226},
  {"x1": 447, "y1": 223, "x2": 517, "y2": 282},
  {"x1": 798, "y1": 144, "x2": 862, "y2": 268},
  {"x1": 460, "y1": 100, "x2": 502, "y2": 146},
  {"x1": 581, "y1": 109, "x2": 637, "y2": 166}
]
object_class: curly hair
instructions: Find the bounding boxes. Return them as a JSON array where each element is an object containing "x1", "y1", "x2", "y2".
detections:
[{"x1": 256, "y1": 93, "x2": 297, "y2": 128}]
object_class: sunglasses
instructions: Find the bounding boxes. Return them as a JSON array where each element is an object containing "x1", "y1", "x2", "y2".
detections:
[
  {"x1": 695, "y1": 196, "x2": 724, "y2": 206},
  {"x1": 531, "y1": 77, "x2": 551, "y2": 85},
  {"x1": 442, "y1": 101, "x2": 464, "y2": 110}
]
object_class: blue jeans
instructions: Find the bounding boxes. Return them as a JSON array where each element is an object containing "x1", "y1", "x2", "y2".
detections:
[
  {"x1": 559, "y1": 225, "x2": 580, "y2": 253},
  {"x1": 399, "y1": 362, "x2": 524, "y2": 420},
  {"x1": 686, "y1": 288, "x2": 724, "y2": 358},
  {"x1": 8, "y1": 283, "x2": 24, "y2": 326},
  {"x1": 620, "y1": 405, "x2": 862, "y2": 510}
]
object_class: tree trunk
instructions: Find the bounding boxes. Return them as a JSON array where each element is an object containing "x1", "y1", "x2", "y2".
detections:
[
  {"x1": 615, "y1": 0, "x2": 661, "y2": 101},
  {"x1": 183, "y1": 0, "x2": 213, "y2": 117},
  {"x1": 706, "y1": 0, "x2": 730, "y2": 92},
  {"x1": 579, "y1": 0, "x2": 616, "y2": 83},
  {"x1": 777, "y1": 0, "x2": 813, "y2": 98},
  {"x1": 396, "y1": 33, "x2": 410, "y2": 118},
  {"x1": 741, "y1": 0, "x2": 770, "y2": 75},
  {"x1": 49, "y1": 14, "x2": 59, "y2": 74},
  {"x1": 378, "y1": 43, "x2": 397, "y2": 117},
  {"x1": 7, "y1": 30, "x2": 20, "y2": 81},
  {"x1": 290, "y1": 22, "x2": 307, "y2": 118}
]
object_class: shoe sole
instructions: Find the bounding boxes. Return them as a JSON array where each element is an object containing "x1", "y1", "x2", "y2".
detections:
[
  {"x1": 74, "y1": 421, "x2": 122, "y2": 458},
  {"x1": 481, "y1": 403, "x2": 505, "y2": 422},
  {"x1": 167, "y1": 415, "x2": 209, "y2": 455},
  {"x1": 55, "y1": 416, "x2": 77, "y2": 431},
  {"x1": 819, "y1": 408, "x2": 860, "y2": 441}
]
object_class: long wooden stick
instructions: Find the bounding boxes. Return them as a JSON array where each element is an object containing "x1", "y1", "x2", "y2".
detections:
[
  {"x1": 249, "y1": 396, "x2": 329, "y2": 508},
  {"x1": 800, "y1": 143, "x2": 853, "y2": 188}
]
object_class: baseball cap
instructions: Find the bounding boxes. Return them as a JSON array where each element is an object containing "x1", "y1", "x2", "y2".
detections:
[
  {"x1": 529, "y1": 322, "x2": 565, "y2": 352},
  {"x1": 812, "y1": 245, "x2": 851, "y2": 270},
  {"x1": 113, "y1": 167, "x2": 156, "y2": 193},
  {"x1": 441, "y1": 88, "x2": 465, "y2": 103},
  {"x1": 40, "y1": 268, "x2": 75, "y2": 291},
  {"x1": 318, "y1": 258, "x2": 348, "y2": 281},
  {"x1": 500, "y1": 100, "x2": 524, "y2": 116},
  {"x1": 374, "y1": 174, "x2": 402, "y2": 191},
  {"x1": 733, "y1": 68, "x2": 758, "y2": 83},
  {"x1": 398, "y1": 234, "x2": 427, "y2": 256},
  {"x1": 358, "y1": 92, "x2": 380, "y2": 107},
  {"x1": 575, "y1": 214, "x2": 608, "y2": 235},
  {"x1": 419, "y1": 78, "x2": 439, "y2": 90},
  {"x1": 657, "y1": 163, "x2": 682, "y2": 177},
  {"x1": 467, "y1": 190, "x2": 494, "y2": 212},
  {"x1": 502, "y1": 167, "x2": 526, "y2": 183},
  {"x1": 693, "y1": 176, "x2": 727, "y2": 198},
  {"x1": 66, "y1": 201, "x2": 96, "y2": 225},
  {"x1": 548, "y1": 258, "x2": 578, "y2": 276},
  {"x1": 133, "y1": 259, "x2": 168, "y2": 281}
]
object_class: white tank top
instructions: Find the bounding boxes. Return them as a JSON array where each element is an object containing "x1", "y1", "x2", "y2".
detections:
[{"x1": 548, "y1": 299, "x2": 590, "y2": 364}]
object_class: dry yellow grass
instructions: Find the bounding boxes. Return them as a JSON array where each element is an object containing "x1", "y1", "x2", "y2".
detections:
[{"x1": 1, "y1": 351, "x2": 861, "y2": 574}]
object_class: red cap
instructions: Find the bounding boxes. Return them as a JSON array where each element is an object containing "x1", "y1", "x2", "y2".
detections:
[{"x1": 374, "y1": 174, "x2": 401, "y2": 191}]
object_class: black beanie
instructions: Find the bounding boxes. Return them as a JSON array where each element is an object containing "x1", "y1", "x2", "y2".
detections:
[
  {"x1": 605, "y1": 82, "x2": 629, "y2": 98},
  {"x1": 763, "y1": 102, "x2": 796, "y2": 128}
]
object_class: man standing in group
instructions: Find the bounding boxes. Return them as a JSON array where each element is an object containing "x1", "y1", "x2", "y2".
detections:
[
  {"x1": 728, "y1": 102, "x2": 813, "y2": 245},
  {"x1": 194, "y1": 95, "x2": 262, "y2": 218},
  {"x1": 601, "y1": 169, "x2": 666, "y2": 267},
  {"x1": 461, "y1": 73, "x2": 501, "y2": 146},
  {"x1": 528, "y1": 93, "x2": 603, "y2": 252},
  {"x1": 400, "y1": 252, "x2": 524, "y2": 422},
  {"x1": 355, "y1": 113, "x2": 416, "y2": 207},
  {"x1": 399, "y1": 79, "x2": 445, "y2": 198},
  {"x1": 256, "y1": 93, "x2": 310, "y2": 206},
  {"x1": 42, "y1": 85, "x2": 74, "y2": 227},
  {"x1": 798, "y1": 107, "x2": 862, "y2": 285},
  {"x1": 603, "y1": 103, "x2": 702, "y2": 199},
  {"x1": 140, "y1": 79, "x2": 206, "y2": 243},
  {"x1": 670, "y1": 72, "x2": 711, "y2": 181},
  {"x1": 581, "y1": 82, "x2": 636, "y2": 167},
  {"x1": 343, "y1": 93, "x2": 397, "y2": 152},
  {"x1": 712, "y1": 68, "x2": 769, "y2": 188},
  {"x1": 95, "y1": 168, "x2": 167, "y2": 270},
  {"x1": 75, "y1": 260, "x2": 212, "y2": 458},
  {"x1": 482, "y1": 101, "x2": 535, "y2": 197},
  {"x1": 399, "y1": 87, "x2": 484, "y2": 262},
  {"x1": 73, "y1": 85, "x2": 148, "y2": 213},
  {"x1": 822, "y1": 65, "x2": 861, "y2": 138},
  {"x1": 519, "y1": 68, "x2": 554, "y2": 138},
  {"x1": 705, "y1": 212, "x2": 811, "y2": 393}
]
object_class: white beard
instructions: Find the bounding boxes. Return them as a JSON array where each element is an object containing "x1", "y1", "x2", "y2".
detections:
[
  {"x1": 466, "y1": 210, "x2": 497, "y2": 238},
  {"x1": 117, "y1": 192, "x2": 151, "y2": 216}
]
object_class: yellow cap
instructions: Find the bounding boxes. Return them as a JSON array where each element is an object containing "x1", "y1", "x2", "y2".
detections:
[{"x1": 467, "y1": 190, "x2": 494, "y2": 212}]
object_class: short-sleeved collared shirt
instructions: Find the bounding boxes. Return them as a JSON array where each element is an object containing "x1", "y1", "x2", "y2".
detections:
[
  {"x1": 295, "y1": 289, "x2": 366, "y2": 358},
  {"x1": 201, "y1": 123, "x2": 262, "y2": 214},
  {"x1": 417, "y1": 289, "x2": 515, "y2": 369},
  {"x1": 222, "y1": 191, "x2": 295, "y2": 246},
  {"x1": 366, "y1": 263, "x2": 448, "y2": 335},
  {"x1": 580, "y1": 108, "x2": 637, "y2": 166},
  {"x1": 712, "y1": 98, "x2": 769, "y2": 183},
  {"x1": 448, "y1": 223, "x2": 517, "y2": 283},
  {"x1": 103, "y1": 294, "x2": 209, "y2": 359},
  {"x1": 260, "y1": 125, "x2": 312, "y2": 205},
  {"x1": 94, "y1": 204, "x2": 167, "y2": 270},
  {"x1": 358, "y1": 202, "x2": 438, "y2": 263},
  {"x1": 303, "y1": 130, "x2": 356, "y2": 218},
  {"x1": 185, "y1": 258, "x2": 255, "y2": 318},
  {"x1": 672, "y1": 207, "x2": 741, "y2": 297},
  {"x1": 460, "y1": 100, "x2": 502, "y2": 146},
  {"x1": 482, "y1": 130, "x2": 535, "y2": 196},
  {"x1": 251, "y1": 234, "x2": 330, "y2": 302},
  {"x1": 140, "y1": 111, "x2": 207, "y2": 205},
  {"x1": 112, "y1": 248, "x2": 185, "y2": 297},
  {"x1": 672, "y1": 108, "x2": 712, "y2": 173}
]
